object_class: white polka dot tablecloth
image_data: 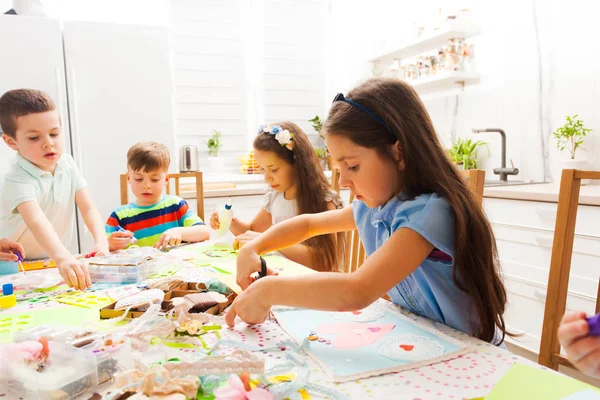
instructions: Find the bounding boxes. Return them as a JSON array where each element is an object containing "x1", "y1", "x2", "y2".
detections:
[{"x1": 152, "y1": 311, "x2": 537, "y2": 400}]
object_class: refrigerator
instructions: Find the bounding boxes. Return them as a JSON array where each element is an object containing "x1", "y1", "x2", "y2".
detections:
[{"x1": 0, "y1": 15, "x2": 176, "y2": 253}]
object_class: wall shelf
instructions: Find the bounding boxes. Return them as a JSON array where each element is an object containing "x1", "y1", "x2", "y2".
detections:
[
  {"x1": 406, "y1": 71, "x2": 480, "y2": 92},
  {"x1": 369, "y1": 23, "x2": 480, "y2": 65}
]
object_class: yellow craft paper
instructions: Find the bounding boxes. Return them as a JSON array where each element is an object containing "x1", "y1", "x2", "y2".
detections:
[{"x1": 485, "y1": 363, "x2": 600, "y2": 400}]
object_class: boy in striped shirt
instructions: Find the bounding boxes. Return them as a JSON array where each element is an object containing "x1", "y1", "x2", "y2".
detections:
[{"x1": 105, "y1": 142, "x2": 210, "y2": 251}]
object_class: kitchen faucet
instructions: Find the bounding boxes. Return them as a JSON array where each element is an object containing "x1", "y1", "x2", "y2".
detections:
[{"x1": 471, "y1": 128, "x2": 519, "y2": 182}]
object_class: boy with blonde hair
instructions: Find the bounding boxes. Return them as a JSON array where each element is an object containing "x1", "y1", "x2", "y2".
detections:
[
  {"x1": 106, "y1": 142, "x2": 210, "y2": 250},
  {"x1": 0, "y1": 89, "x2": 110, "y2": 289}
]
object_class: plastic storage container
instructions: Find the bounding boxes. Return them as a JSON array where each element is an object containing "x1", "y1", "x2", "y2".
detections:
[
  {"x1": 86, "y1": 248, "x2": 166, "y2": 284},
  {"x1": 83, "y1": 335, "x2": 134, "y2": 385},
  {"x1": 10, "y1": 341, "x2": 98, "y2": 400}
]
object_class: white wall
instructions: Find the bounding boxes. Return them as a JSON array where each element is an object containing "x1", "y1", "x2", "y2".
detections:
[
  {"x1": 1, "y1": 0, "x2": 329, "y2": 175},
  {"x1": 327, "y1": 0, "x2": 600, "y2": 183},
  {"x1": 1, "y1": 0, "x2": 169, "y2": 24}
]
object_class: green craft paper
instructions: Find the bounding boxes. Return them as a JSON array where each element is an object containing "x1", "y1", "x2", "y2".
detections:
[
  {"x1": 0, "y1": 305, "x2": 98, "y2": 344},
  {"x1": 485, "y1": 363, "x2": 600, "y2": 400}
]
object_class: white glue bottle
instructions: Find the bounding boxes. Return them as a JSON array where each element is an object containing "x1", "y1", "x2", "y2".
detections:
[{"x1": 217, "y1": 198, "x2": 233, "y2": 236}]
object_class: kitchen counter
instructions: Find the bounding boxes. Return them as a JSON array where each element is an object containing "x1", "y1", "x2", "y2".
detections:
[
  {"x1": 484, "y1": 182, "x2": 600, "y2": 206},
  {"x1": 181, "y1": 171, "x2": 334, "y2": 199},
  {"x1": 187, "y1": 172, "x2": 600, "y2": 205}
]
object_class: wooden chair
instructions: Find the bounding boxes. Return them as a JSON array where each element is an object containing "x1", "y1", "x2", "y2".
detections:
[
  {"x1": 459, "y1": 169, "x2": 485, "y2": 204},
  {"x1": 120, "y1": 171, "x2": 205, "y2": 220},
  {"x1": 538, "y1": 169, "x2": 600, "y2": 371},
  {"x1": 331, "y1": 166, "x2": 341, "y2": 194}
]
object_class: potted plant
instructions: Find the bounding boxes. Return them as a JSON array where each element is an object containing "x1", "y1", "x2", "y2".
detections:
[
  {"x1": 206, "y1": 129, "x2": 224, "y2": 173},
  {"x1": 309, "y1": 115, "x2": 324, "y2": 139},
  {"x1": 449, "y1": 137, "x2": 489, "y2": 170},
  {"x1": 309, "y1": 115, "x2": 332, "y2": 169},
  {"x1": 553, "y1": 114, "x2": 592, "y2": 170},
  {"x1": 314, "y1": 147, "x2": 327, "y2": 170}
]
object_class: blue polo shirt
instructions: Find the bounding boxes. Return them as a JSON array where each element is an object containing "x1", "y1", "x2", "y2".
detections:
[{"x1": 353, "y1": 193, "x2": 480, "y2": 338}]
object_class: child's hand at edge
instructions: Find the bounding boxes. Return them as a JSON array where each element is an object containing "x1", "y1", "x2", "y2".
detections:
[
  {"x1": 558, "y1": 311, "x2": 600, "y2": 378},
  {"x1": 155, "y1": 228, "x2": 183, "y2": 251},
  {"x1": 56, "y1": 256, "x2": 91, "y2": 290},
  {"x1": 0, "y1": 238, "x2": 25, "y2": 262}
]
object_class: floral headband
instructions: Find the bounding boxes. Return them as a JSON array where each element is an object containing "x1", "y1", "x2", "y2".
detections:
[{"x1": 257, "y1": 124, "x2": 294, "y2": 151}]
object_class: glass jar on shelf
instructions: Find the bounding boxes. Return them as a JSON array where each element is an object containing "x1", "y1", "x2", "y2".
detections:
[
  {"x1": 462, "y1": 43, "x2": 475, "y2": 72},
  {"x1": 396, "y1": 65, "x2": 406, "y2": 80},
  {"x1": 445, "y1": 39, "x2": 458, "y2": 71},
  {"x1": 422, "y1": 56, "x2": 432, "y2": 78},
  {"x1": 454, "y1": 38, "x2": 466, "y2": 71},
  {"x1": 416, "y1": 57, "x2": 424, "y2": 80},
  {"x1": 405, "y1": 64, "x2": 416, "y2": 81},
  {"x1": 434, "y1": 49, "x2": 445, "y2": 74}
]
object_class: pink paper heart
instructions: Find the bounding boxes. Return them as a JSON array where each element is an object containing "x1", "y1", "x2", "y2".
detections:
[{"x1": 316, "y1": 323, "x2": 395, "y2": 349}]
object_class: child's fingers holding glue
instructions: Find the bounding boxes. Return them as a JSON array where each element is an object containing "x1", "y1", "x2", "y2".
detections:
[{"x1": 209, "y1": 209, "x2": 220, "y2": 230}]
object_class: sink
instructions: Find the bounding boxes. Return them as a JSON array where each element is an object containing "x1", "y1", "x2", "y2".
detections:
[{"x1": 484, "y1": 180, "x2": 547, "y2": 187}]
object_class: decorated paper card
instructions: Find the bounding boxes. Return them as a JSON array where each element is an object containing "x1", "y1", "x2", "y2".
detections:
[{"x1": 272, "y1": 300, "x2": 472, "y2": 382}]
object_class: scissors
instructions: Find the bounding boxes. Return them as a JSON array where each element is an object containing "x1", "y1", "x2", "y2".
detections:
[{"x1": 258, "y1": 256, "x2": 267, "y2": 279}]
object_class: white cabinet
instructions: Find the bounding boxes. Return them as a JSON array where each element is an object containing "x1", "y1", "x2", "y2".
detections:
[{"x1": 483, "y1": 198, "x2": 600, "y2": 353}]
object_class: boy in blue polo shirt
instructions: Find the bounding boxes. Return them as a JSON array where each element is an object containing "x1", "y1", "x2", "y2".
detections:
[{"x1": 0, "y1": 89, "x2": 109, "y2": 290}]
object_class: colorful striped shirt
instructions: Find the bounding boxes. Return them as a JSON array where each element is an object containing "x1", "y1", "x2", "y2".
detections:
[{"x1": 105, "y1": 195, "x2": 204, "y2": 247}]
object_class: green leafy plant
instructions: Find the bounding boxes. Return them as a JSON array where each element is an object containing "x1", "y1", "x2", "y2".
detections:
[
  {"x1": 553, "y1": 114, "x2": 591, "y2": 160},
  {"x1": 206, "y1": 129, "x2": 222, "y2": 157},
  {"x1": 309, "y1": 115, "x2": 324, "y2": 139},
  {"x1": 314, "y1": 147, "x2": 326, "y2": 159},
  {"x1": 449, "y1": 138, "x2": 488, "y2": 170}
]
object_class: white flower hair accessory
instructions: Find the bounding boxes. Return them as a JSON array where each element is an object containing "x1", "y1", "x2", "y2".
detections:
[{"x1": 257, "y1": 124, "x2": 295, "y2": 151}]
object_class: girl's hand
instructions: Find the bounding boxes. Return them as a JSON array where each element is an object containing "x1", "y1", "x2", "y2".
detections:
[
  {"x1": 558, "y1": 311, "x2": 600, "y2": 378},
  {"x1": 225, "y1": 277, "x2": 272, "y2": 326},
  {"x1": 108, "y1": 231, "x2": 132, "y2": 251},
  {"x1": 233, "y1": 230, "x2": 261, "y2": 250},
  {"x1": 209, "y1": 209, "x2": 220, "y2": 230},
  {"x1": 0, "y1": 239, "x2": 25, "y2": 262},
  {"x1": 236, "y1": 246, "x2": 278, "y2": 290},
  {"x1": 155, "y1": 228, "x2": 183, "y2": 251}
]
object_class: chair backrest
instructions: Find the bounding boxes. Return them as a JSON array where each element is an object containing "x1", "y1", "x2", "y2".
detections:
[
  {"x1": 119, "y1": 171, "x2": 205, "y2": 220},
  {"x1": 459, "y1": 169, "x2": 485, "y2": 204},
  {"x1": 538, "y1": 169, "x2": 600, "y2": 371},
  {"x1": 331, "y1": 166, "x2": 341, "y2": 194}
]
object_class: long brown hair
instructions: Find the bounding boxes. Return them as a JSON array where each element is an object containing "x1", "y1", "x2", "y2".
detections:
[
  {"x1": 254, "y1": 121, "x2": 345, "y2": 272},
  {"x1": 324, "y1": 78, "x2": 509, "y2": 343}
]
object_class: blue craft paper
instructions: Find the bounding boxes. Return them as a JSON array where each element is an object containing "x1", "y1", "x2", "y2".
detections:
[{"x1": 274, "y1": 307, "x2": 464, "y2": 378}]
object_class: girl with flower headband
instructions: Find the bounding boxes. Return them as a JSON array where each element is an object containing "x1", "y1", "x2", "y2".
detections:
[
  {"x1": 210, "y1": 121, "x2": 345, "y2": 272},
  {"x1": 226, "y1": 78, "x2": 513, "y2": 346}
]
